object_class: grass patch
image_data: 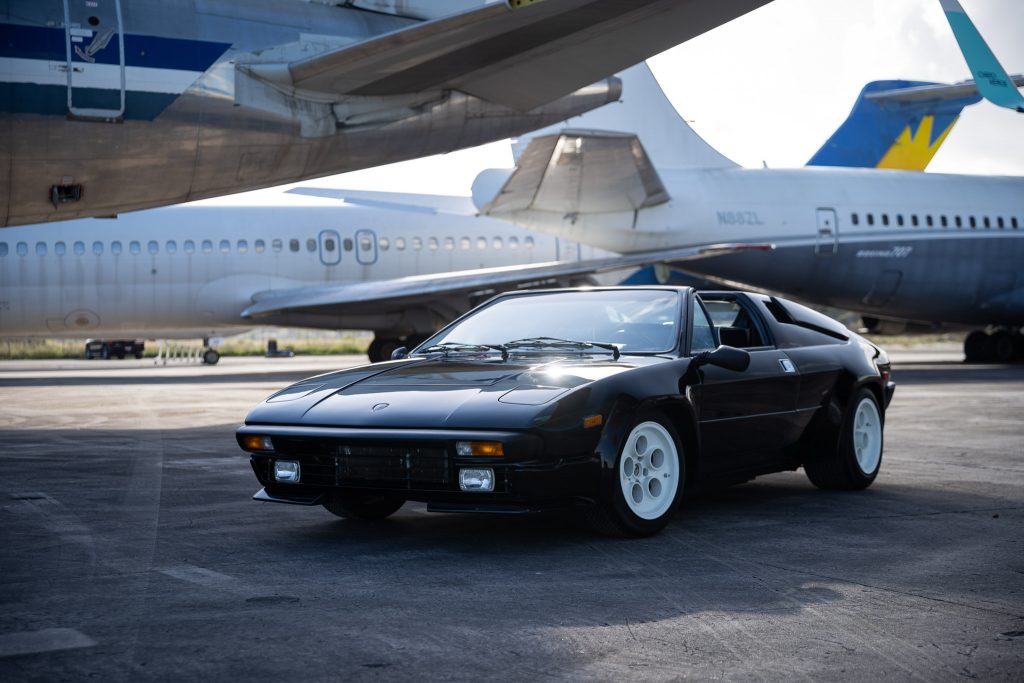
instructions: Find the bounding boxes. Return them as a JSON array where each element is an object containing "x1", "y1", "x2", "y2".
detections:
[{"x1": 0, "y1": 335, "x2": 370, "y2": 360}]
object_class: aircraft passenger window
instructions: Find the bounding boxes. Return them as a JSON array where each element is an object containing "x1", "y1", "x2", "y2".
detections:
[
  {"x1": 323, "y1": 238, "x2": 335, "y2": 252},
  {"x1": 444, "y1": 237, "x2": 454, "y2": 251},
  {"x1": 395, "y1": 237, "x2": 406, "y2": 251},
  {"x1": 149, "y1": 241, "x2": 159, "y2": 254},
  {"x1": 361, "y1": 236, "x2": 373, "y2": 251},
  {"x1": 509, "y1": 236, "x2": 519, "y2": 249},
  {"x1": 911, "y1": 215, "x2": 918, "y2": 227},
  {"x1": 131, "y1": 241, "x2": 141, "y2": 254},
  {"x1": 460, "y1": 237, "x2": 471, "y2": 250},
  {"x1": 272, "y1": 239, "x2": 282, "y2": 252},
  {"x1": 896, "y1": 215, "x2": 904, "y2": 227},
  {"x1": 690, "y1": 301, "x2": 716, "y2": 354},
  {"x1": 36, "y1": 242, "x2": 47, "y2": 256},
  {"x1": 969, "y1": 216, "x2": 976, "y2": 229},
  {"x1": 289, "y1": 239, "x2": 300, "y2": 252},
  {"x1": 493, "y1": 237, "x2": 503, "y2": 250},
  {"x1": 476, "y1": 236, "x2": 487, "y2": 250},
  {"x1": 1013, "y1": 217, "x2": 1019, "y2": 229},
  {"x1": 926, "y1": 215, "x2": 933, "y2": 227},
  {"x1": 940, "y1": 216, "x2": 948, "y2": 228},
  {"x1": 0, "y1": 242, "x2": 6, "y2": 257},
  {"x1": 851, "y1": 213, "x2": 858, "y2": 226},
  {"x1": 74, "y1": 241, "x2": 85, "y2": 255},
  {"x1": 997, "y1": 217, "x2": 1004, "y2": 229},
  {"x1": 428, "y1": 237, "x2": 439, "y2": 251},
  {"x1": 92, "y1": 241, "x2": 103, "y2": 255},
  {"x1": 412, "y1": 237, "x2": 422, "y2": 251},
  {"x1": 983, "y1": 217, "x2": 990, "y2": 229},
  {"x1": 184, "y1": 240, "x2": 194, "y2": 254},
  {"x1": 254, "y1": 239, "x2": 265, "y2": 253},
  {"x1": 525, "y1": 236, "x2": 535, "y2": 249},
  {"x1": 238, "y1": 239, "x2": 248, "y2": 253},
  {"x1": 201, "y1": 240, "x2": 212, "y2": 254},
  {"x1": 166, "y1": 241, "x2": 177, "y2": 254},
  {"x1": 955, "y1": 216, "x2": 962, "y2": 228},
  {"x1": 343, "y1": 238, "x2": 353, "y2": 252},
  {"x1": 306, "y1": 238, "x2": 316, "y2": 252},
  {"x1": 219, "y1": 239, "x2": 229, "y2": 253},
  {"x1": 56, "y1": 242, "x2": 66, "y2": 256},
  {"x1": 881, "y1": 214, "x2": 889, "y2": 226},
  {"x1": 379, "y1": 237, "x2": 389, "y2": 251},
  {"x1": 16, "y1": 241, "x2": 28, "y2": 256},
  {"x1": 866, "y1": 214, "x2": 874, "y2": 226},
  {"x1": 111, "y1": 241, "x2": 121, "y2": 255}
]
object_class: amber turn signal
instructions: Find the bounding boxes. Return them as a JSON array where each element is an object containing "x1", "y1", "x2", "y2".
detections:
[
  {"x1": 240, "y1": 435, "x2": 274, "y2": 452},
  {"x1": 455, "y1": 441, "x2": 504, "y2": 457},
  {"x1": 583, "y1": 414, "x2": 603, "y2": 429}
]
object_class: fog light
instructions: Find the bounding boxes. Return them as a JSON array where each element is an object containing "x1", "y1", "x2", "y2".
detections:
[
  {"x1": 273, "y1": 460, "x2": 301, "y2": 484},
  {"x1": 241, "y1": 435, "x2": 274, "y2": 452},
  {"x1": 455, "y1": 441, "x2": 504, "y2": 457},
  {"x1": 459, "y1": 468, "x2": 494, "y2": 492}
]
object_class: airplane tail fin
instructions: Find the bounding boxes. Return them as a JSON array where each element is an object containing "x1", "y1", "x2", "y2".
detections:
[
  {"x1": 509, "y1": 62, "x2": 738, "y2": 171},
  {"x1": 940, "y1": 0, "x2": 1024, "y2": 113},
  {"x1": 807, "y1": 79, "x2": 982, "y2": 171}
]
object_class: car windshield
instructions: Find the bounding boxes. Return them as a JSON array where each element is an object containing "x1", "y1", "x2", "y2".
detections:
[{"x1": 420, "y1": 290, "x2": 681, "y2": 354}]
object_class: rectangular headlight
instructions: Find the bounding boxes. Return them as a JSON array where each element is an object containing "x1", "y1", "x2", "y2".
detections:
[
  {"x1": 241, "y1": 435, "x2": 274, "y2": 452},
  {"x1": 455, "y1": 441, "x2": 504, "y2": 457},
  {"x1": 459, "y1": 468, "x2": 495, "y2": 492},
  {"x1": 273, "y1": 460, "x2": 301, "y2": 484}
]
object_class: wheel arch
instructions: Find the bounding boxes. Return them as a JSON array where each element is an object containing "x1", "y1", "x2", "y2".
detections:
[{"x1": 640, "y1": 397, "x2": 700, "y2": 490}]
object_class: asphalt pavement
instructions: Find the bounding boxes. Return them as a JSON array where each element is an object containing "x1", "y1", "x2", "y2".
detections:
[{"x1": 0, "y1": 351, "x2": 1021, "y2": 681}]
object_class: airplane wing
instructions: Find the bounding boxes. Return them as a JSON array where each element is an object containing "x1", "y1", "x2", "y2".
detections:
[
  {"x1": 238, "y1": 0, "x2": 772, "y2": 112},
  {"x1": 482, "y1": 131, "x2": 669, "y2": 216},
  {"x1": 939, "y1": 0, "x2": 1024, "y2": 113},
  {"x1": 240, "y1": 243, "x2": 773, "y2": 321}
]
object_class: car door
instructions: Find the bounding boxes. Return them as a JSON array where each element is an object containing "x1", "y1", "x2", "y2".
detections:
[{"x1": 686, "y1": 293, "x2": 802, "y2": 476}]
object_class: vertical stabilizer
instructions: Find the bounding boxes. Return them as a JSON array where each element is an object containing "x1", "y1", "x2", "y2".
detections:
[
  {"x1": 510, "y1": 62, "x2": 738, "y2": 170},
  {"x1": 808, "y1": 80, "x2": 982, "y2": 171},
  {"x1": 940, "y1": 0, "x2": 1024, "y2": 112}
]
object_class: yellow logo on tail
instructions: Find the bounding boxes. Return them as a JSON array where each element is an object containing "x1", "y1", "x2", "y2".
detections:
[{"x1": 876, "y1": 115, "x2": 958, "y2": 171}]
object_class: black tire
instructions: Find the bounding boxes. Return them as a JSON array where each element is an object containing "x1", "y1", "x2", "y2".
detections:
[
  {"x1": 585, "y1": 410, "x2": 684, "y2": 537},
  {"x1": 323, "y1": 491, "x2": 405, "y2": 520},
  {"x1": 804, "y1": 388, "x2": 883, "y2": 490},
  {"x1": 964, "y1": 330, "x2": 991, "y2": 363},
  {"x1": 203, "y1": 349, "x2": 220, "y2": 365},
  {"x1": 367, "y1": 337, "x2": 383, "y2": 363},
  {"x1": 134, "y1": 350, "x2": 144, "y2": 359},
  {"x1": 990, "y1": 331, "x2": 1016, "y2": 363}
]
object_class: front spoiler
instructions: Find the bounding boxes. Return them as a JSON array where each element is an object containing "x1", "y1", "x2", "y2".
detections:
[{"x1": 253, "y1": 488, "x2": 324, "y2": 506}]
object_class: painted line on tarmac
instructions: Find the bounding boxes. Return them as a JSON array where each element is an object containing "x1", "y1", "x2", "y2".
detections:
[{"x1": 0, "y1": 628, "x2": 96, "y2": 658}]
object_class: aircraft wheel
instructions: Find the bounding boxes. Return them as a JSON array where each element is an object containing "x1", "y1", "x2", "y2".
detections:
[
  {"x1": 367, "y1": 337, "x2": 383, "y2": 363},
  {"x1": 990, "y1": 331, "x2": 1016, "y2": 363},
  {"x1": 963, "y1": 330, "x2": 991, "y2": 363},
  {"x1": 203, "y1": 349, "x2": 220, "y2": 365}
]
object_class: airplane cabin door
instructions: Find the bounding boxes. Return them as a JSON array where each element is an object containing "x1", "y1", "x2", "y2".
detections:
[
  {"x1": 63, "y1": 0, "x2": 126, "y2": 120},
  {"x1": 814, "y1": 208, "x2": 838, "y2": 256},
  {"x1": 318, "y1": 230, "x2": 341, "y2": 266}
]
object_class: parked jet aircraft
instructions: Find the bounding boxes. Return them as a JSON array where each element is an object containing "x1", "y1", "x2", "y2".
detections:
[
  {"x1": 0, "y1": 0, "x2": 771, "y2": 228},
  {"x1": 478, "y1": 59, "x2": 1024, "y2": 362},
  {"x1": 941, "y1": 0, "x2": 1024, "y2": 112}
]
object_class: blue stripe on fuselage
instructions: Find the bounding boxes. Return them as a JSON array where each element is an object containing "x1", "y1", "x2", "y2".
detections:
[
  {"x1": 2, "y1": 83, "x2": 178, "y2": 120},
  {"x1": 0, "y1": 22, "x2": 231, "y2": 73}
]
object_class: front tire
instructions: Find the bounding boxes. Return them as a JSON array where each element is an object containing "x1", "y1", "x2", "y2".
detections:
[
  {"x1": 323, "y1": 491, "x2": 405, "y2": 521},
  {"x1": 586, "y1": 412, "x2": 683, "y2": 537},
  {"x1": 804, "y1": 388, "x2": 883, "y2": 490}
]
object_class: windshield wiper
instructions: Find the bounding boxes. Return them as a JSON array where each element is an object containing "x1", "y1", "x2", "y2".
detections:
[
  {"x1": 418, "y1": 342, "x2": 509, "y2": 361},
  {"x1": 504, "y1": 337, "x2": 620, "y2": 361}
]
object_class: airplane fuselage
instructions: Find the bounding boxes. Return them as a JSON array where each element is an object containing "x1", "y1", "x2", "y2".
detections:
[
  {"x1": 0, "y1": 197, "x2": 598, "y2": 339},
  {"x1": 512, "y1": 167, "x2": 1024, "y2": 326}
]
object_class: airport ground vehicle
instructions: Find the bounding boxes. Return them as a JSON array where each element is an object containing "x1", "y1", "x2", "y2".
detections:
[
  {"x1": 84, "y1": 339, "x2": 144, "y2": 360},
  {"x1": 237, "y1": 287, "x2": 895, "y2": 537}
]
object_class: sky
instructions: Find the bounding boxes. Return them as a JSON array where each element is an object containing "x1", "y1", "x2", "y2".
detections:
[{"x1": 208, "y1": 0, "x2": 1024, "y2": 205}]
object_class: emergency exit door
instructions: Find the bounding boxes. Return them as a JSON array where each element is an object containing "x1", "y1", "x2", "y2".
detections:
[
  {"x1": 64, "y1": 0, "x2": 125, "y2": 120},
  {"x1": 815, "y1": 208, "x2": 838, "y2": 256}
]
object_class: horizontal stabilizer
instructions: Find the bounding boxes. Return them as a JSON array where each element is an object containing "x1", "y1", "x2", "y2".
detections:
[
  {"x1": 238, "y1": 0, "x2": 771, "y2": 111},
  {"x1": 940, "y1": 0, "x2": 1024, "y2": 112},
  {"x1": 482, "y1": 132, "x2": 670, "y2": 217},
  {"x1": 864, "y1": 75, "x2": 1024, "y2": 103},
  {"x1": 241, "y1": 243, "x2": 773, "y2": 319}
]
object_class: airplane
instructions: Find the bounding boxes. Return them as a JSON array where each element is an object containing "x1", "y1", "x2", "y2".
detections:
[
  {"x1": 0, "y1": 67, "x2": 997, "y2": 365},
  {"x1": 0, "y1": 0, "x2": 772, "y2": 228},
  {"x1": 476, "y1": 52, "x2": 1024, "y2": 363},
  {"x1": 941, "y1": 0, "x2": 1024, "y2": 112}
]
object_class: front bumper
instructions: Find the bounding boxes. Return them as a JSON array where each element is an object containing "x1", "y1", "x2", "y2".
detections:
[{"x1": 238, "y1": 424, "x2": 600, "y2": 511}]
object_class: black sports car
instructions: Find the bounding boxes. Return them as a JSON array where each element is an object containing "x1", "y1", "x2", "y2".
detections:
[{"x1": 237, "y1": 287, "x2": 894, "y2": 537}]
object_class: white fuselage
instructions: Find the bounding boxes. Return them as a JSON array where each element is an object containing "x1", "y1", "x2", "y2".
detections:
[
  {"x1": 0, "y1": 194, "x2": 602, "y2": 339},
  {"x1": 509, "y1": 166, "x2": 1024, "y2": 325}
]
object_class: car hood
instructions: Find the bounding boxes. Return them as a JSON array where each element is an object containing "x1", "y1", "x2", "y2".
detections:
[{"x1": 244, "y1": 355, "x2": 664, "y2": 429}]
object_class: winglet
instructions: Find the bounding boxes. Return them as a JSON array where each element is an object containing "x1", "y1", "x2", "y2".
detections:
[{"x1": 940, "y1": 0, "x2": 1024, "y2": 112}]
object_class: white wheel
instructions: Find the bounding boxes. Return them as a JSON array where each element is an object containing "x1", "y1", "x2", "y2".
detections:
[
  {"x1": 618, "y1": 421, "x2": 680, "y2": 521},
  {"x1": 852, "y1": 397, "x2": 882, "y2": 475}
]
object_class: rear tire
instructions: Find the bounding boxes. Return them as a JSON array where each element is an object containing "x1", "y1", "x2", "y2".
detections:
[
  {"x1": 804, "y1": 388, "x2": 883, "y2": 490},
  {"x1": 203, "y1": 349, "x2": 220, "y2": 365},
  {"x1": 964, "y1": 330, "x2": 991, "y2": 363},
  {"x1": 323, "y1": 491, "x2": 405, "y2": 521},
  {"x1": 990, "y1": 331, "x2": 1016, "y2": 363},
  {"x1": 586, "y1": 411, "x2": 683, "y2": 537}
]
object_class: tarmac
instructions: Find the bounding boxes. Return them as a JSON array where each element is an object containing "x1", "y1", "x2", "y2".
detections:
[{"x1": 0, "y1": 348, "x2": 1022, "y2": 681}]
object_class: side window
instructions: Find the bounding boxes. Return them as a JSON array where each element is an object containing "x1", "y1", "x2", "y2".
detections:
[
  {"x1": 166, "y1": 240, "x2": 177, "y2": 254},
  {"x1": 183, "y1": 240, "x2": 194, "y2": 254},
  {"x1": 130, "y1": 241, "x2": 141, "y2": 255},
  {"x1": 111, "y1": 241, "x2": 122, "y2": 255},
  {"x1": 219, "y1": 239, "x2": 229, "y2": 253},
  {"x1": 690, "y1": 300, "x2": 716, "y2": 354},
  {"x1": 237, "y1": 239, "x2": 248, "y2": 253},
  {"x1": 56, "y1": 241, "x2": 66, "y2": 255},
  {"x1": 289, "y1": 238, "x2": 300, "y2": 252},
  {"x1": 74, "y1": 241, "x2": 85, "y2": 255},
  {"x1": 36, "y1": 242, "x2": 47, "y2": 256},
  {"x1": 148, "y1": 240, "x2": 159, "y2": 254},
  {"x1": 306, "y1": 238, "x2": 316, "y2": 252},
  {"x1": 254, "y1": 239, "x2": 265, "y2": 253},
  {"x1": 201, "y1": 240, "x2": 212, "y2": 254},
  {"x1": 0, "y1": 242, "x2": 7, "y2": 257},
  {"x1": 92, "y1": 241, "x2": 102, "y2": 255},
  {"x1": 702, "y1": 298, "x2": 768, "y2": 348},
  {"x1": 272, "y1": 239, "x2": 282, "y2": 252}
]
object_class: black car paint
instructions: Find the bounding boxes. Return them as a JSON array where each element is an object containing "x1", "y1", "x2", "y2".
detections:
[{"x1": 238, "y1": 287, "x2": 892, "y2": 512}]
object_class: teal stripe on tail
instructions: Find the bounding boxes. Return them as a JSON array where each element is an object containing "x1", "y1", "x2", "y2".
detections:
[{"x1": 940, "y1": 0, "x2": 1024, "y2": 112}]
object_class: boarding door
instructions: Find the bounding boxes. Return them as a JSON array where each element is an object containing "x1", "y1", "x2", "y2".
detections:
[
  {"x1": 64, "y1": 0, "x2": 125, "y2": 120},
  {"x1": 814, "y1": 208, "x2": 838, "y2": 256},
  {"x1": 319, "y1": 230, "x2": 341, "y2": 266}
]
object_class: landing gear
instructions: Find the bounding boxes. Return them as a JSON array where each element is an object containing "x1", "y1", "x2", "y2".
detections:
[
  {"x1": 367, "y1": 333, "x2": 430, "y2": 363},
  {"x1": 203, "y1": 348, "x2": 220, "y2": 365},
  {"x1": 963, "y1": 328, "x2": 1024, "y2": 363}
]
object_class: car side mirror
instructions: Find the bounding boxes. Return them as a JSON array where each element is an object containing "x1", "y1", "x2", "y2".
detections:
[
  {"x1": 390, "y1": 346, "x2": 408, "y2": 360},
  {"x1": 695, "y1": 345, "x2": 750, "y2": 372}
]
